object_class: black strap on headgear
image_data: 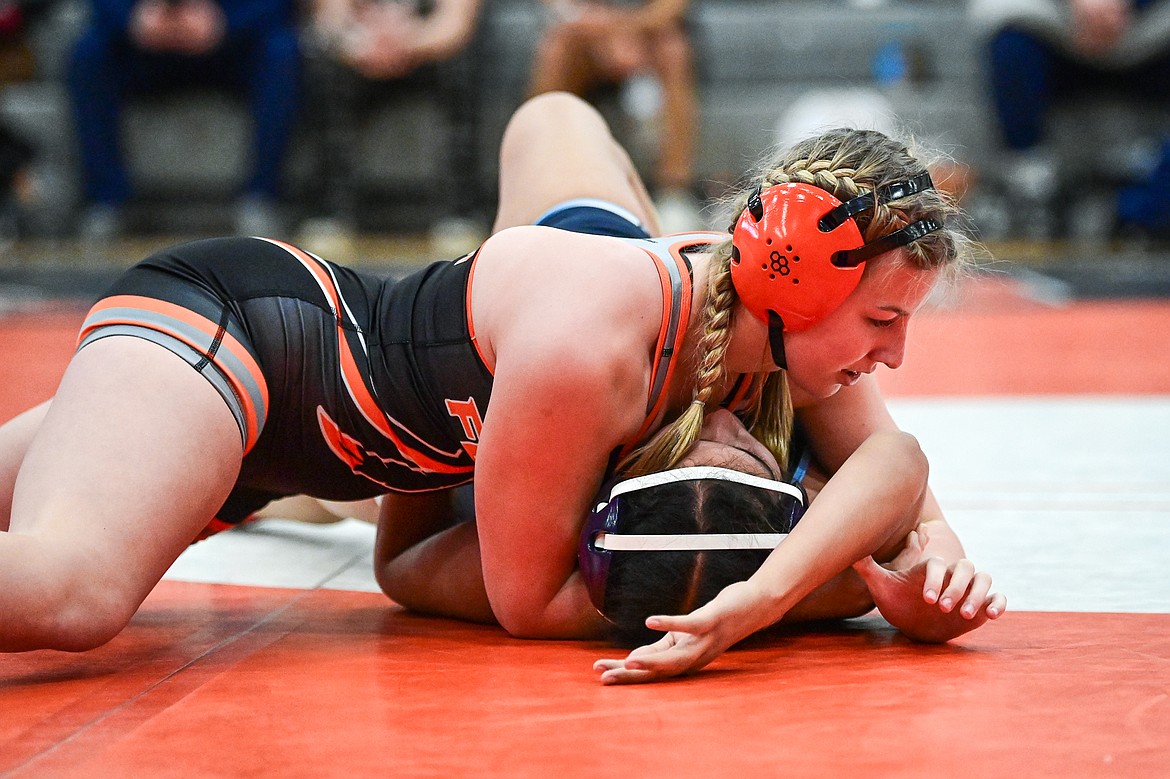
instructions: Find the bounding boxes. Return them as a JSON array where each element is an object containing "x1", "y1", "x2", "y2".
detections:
[
  {"x1": 817, "y1": 171, "x2": 936, "y2": 232},
  {"x1": 813, "y1": 170, "x2": 941, "y2": 268},
  {"x1": 747, "y1": 187, "x2": 764, "y2": 220},
  {"x1": 768, "y1": 311, "x2": 788, "y2": 369},
  {"x1": 833, "y1": 217, "x2": 943, "y2": 267}
]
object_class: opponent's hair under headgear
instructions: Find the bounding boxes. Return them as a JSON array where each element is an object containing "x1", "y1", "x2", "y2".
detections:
[
  {"x1": 577, "y1": 466, "x2": 806, "y2": 620},
  {"x1": 729, "y1": 171, "x2": 940, "y2": 368}
]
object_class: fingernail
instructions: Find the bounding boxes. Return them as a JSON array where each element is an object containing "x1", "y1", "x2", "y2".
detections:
[
  {"x1": 925, "y1": 589, "x2": 937, "y2": 602},
  {"x1": 961, "y1": 605, "x2": 975, "y2": 618},
  {"x1": 940, "y1": 597, "x2": 953, "y2": 611},
  {"x1": 988, "y1": 606, "x2": 1000, "y2": 618}
]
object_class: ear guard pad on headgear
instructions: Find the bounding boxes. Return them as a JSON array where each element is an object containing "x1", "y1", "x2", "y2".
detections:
[
  {"x1": 730, "y1": 183, "x2": 867, "y2": 334},
  {"x1": 730, "y1": 172, "x2": 941, "y2": 361}
]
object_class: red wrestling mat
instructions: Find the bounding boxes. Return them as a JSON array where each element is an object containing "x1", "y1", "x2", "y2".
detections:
[
  {"x1": 0, "y1": 309, "x2": 83, "y2": 422},
  {"x1": 0, "y1": 580, "x2": 1166, "y2": 778},
  {"x1": 878, "y1": 285, "x2": 1170, "y2": 396}
]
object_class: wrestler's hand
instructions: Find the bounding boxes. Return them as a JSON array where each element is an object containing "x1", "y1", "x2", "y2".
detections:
[
  {"x1": 593, "y1": 580, "x2": 763, "y2": 685},
  {"x1": 853, "y1": 530, "x2": 1006, "y2": 643}
]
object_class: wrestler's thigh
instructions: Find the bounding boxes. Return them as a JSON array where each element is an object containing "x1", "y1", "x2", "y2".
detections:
[
  {"x1": 0, "y1": 401, "x2": 49, "y2": 531},
  {"x1": 492, "y1": 92, "x2": 659, "y2": 233},
  {"x1": 10, "y1": 336, "x2": 243, "y2": 606}
]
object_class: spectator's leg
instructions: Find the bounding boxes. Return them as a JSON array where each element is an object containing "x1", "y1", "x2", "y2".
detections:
[
  {"x1": 648, "y1": 23, "x2": 695, "y2": 194},
  {"x1": 987, "y1": 27, "x2": 1071, "y2": 236},
  {"x1": 529, "y1": 24, "x2": 605, "y2": 97},
  {"x1": 644, "y1": 23, "x2": 702, "y2": 232},
  {"x1": 1115, "y1": 53, "x2": 1170, "y2": 233},
  {"x1": 987, "y1": 27, "x2": 1054, "y2": 151},
  {"x1": 67, "y1": 30, "x2": 132, "y2": 208},
  {"x1": 241, "y1": 27, "x2": 301, "y2": 201}
]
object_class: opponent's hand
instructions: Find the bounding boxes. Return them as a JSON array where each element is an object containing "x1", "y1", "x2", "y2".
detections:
[
  {"x1": 853, "y1": 530, "x2": 1006, "y2": 643},
  {"x1": 592, "y1": 581, "x2": 763, "y2": 685}
]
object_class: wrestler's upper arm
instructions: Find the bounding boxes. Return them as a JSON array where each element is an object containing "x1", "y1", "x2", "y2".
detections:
[{"x1": 473, "y1": 319, "x2": 644, "y2": 637}]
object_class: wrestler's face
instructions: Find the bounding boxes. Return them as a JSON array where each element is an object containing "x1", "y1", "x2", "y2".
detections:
[
  {"x1": 676, "y1": 409, "x2": 782, "y2": 480},
  {"x1": 782, "y1": 256, "x2": 938, "y2": 399}
]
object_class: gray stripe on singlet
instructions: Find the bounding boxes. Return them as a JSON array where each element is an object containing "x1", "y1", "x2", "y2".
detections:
[
  {"x1": 81, "y1": 305, "x2": 268, "y2": 430},
  {"x1": 78, "y1": 324, "x2": 254, "y2": 449}
]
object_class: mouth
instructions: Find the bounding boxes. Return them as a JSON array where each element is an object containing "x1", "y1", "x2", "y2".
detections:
[{"x1": 841, "y1": 369, "x2": 862, "y2": 386}]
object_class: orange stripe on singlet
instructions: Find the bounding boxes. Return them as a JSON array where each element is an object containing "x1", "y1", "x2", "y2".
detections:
[
  {"x1": 461, "y1": 250, "x2": 493, "y2": 375},
  {"x1": 264, "y1": 239, "x2": 472, "y2": 476},
  {"x1": 618, "y1": 234, "x2": 719, "y2": 458},
  {"x1": 80, "y1": 294, "x2": 269, "y2": 452}
]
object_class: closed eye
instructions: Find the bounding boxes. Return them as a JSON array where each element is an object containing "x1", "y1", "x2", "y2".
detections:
[{"x1": 869, "y1": 317, "x2": 898, "y2": 328}]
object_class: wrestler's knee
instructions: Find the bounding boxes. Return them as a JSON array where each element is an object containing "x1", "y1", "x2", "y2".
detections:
[
  {"x1": 502, "y1": 91, "x2": 604, "y2": 151},
  {"x1": 29, "y1": 560, "x2": 139, "y2": 651}
]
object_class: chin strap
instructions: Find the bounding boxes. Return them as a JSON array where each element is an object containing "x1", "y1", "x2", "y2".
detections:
[{"x1": 768, "y1": 311, "x2": 788, "y2": 369}]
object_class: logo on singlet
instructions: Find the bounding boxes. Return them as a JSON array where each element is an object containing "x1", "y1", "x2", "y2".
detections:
[{"x1": 444, "y1": 396, "x2": 484, "y2": 459}]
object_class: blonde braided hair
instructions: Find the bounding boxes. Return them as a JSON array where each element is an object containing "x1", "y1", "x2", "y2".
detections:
[{"x1": 619, "y1": 128, "x2": 971, "y2": 478}]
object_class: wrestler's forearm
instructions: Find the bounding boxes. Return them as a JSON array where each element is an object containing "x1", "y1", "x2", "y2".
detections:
[
  {"x1": 379, "y1": 522, "x2": 609, "y2": 639},
  {"x1": 374, "y1": 490, "x2": 457, "y2": 563},
  {"x1": 741, "y1": 432, "x2": 928, "y2": 633},
  {"x1": 377, "y1": 520, "x2": 497, "y2": 624},
  {"x1": 914, "y1": 516, "x2": 967, "y2": 567}
]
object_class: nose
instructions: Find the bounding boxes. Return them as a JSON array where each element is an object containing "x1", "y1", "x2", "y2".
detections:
[
  {"x1": 872, "y1": 326, "x2": 908, "y2": 370},
  {"x1": 700, "y1": 408, "x2": 741, "y2": 442}
]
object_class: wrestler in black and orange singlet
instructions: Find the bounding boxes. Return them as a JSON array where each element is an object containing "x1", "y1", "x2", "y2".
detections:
[{"x1": 77, "y1": 203, "x2": 722, "y2": 533}]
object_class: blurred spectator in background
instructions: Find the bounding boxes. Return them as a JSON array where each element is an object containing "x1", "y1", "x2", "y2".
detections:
[
  {"x1": 301, "y1": 0, "x2": 482, "y2": 254},
  {"x1": 528, "y1": 0, "x2": 700, "y2": 233},
  {"x1": 974, "y1": 0, "x2": 1170, "y2": 238},
  {"x1": 0, "y1": 0, "x2": 40, "y2": 242},
  {"x1": 68, "y1": 0, "x2": 301, "y2": 240},
  {"x1": 0, "y1": 0, "x2": 35, "y2": 84},
  {"x1": 0, "y1": 122, "x2": 34, "y2": 244}
]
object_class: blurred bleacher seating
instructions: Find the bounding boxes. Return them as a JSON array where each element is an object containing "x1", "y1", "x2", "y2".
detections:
[{"x1": 2, "y1": 0, "x2": 1167, "y2": 246}]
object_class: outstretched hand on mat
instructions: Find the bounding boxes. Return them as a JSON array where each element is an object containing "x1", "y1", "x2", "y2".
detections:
[
  {"x1": 593, "y1": 580, "x2": 768, "y2": 685},
  {"x1": 854, "y1": 528, "x2": 1007, "y2": 643},
  {"x1": 594, "y1": 529, "x2": 1008, "y2": 684}
]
